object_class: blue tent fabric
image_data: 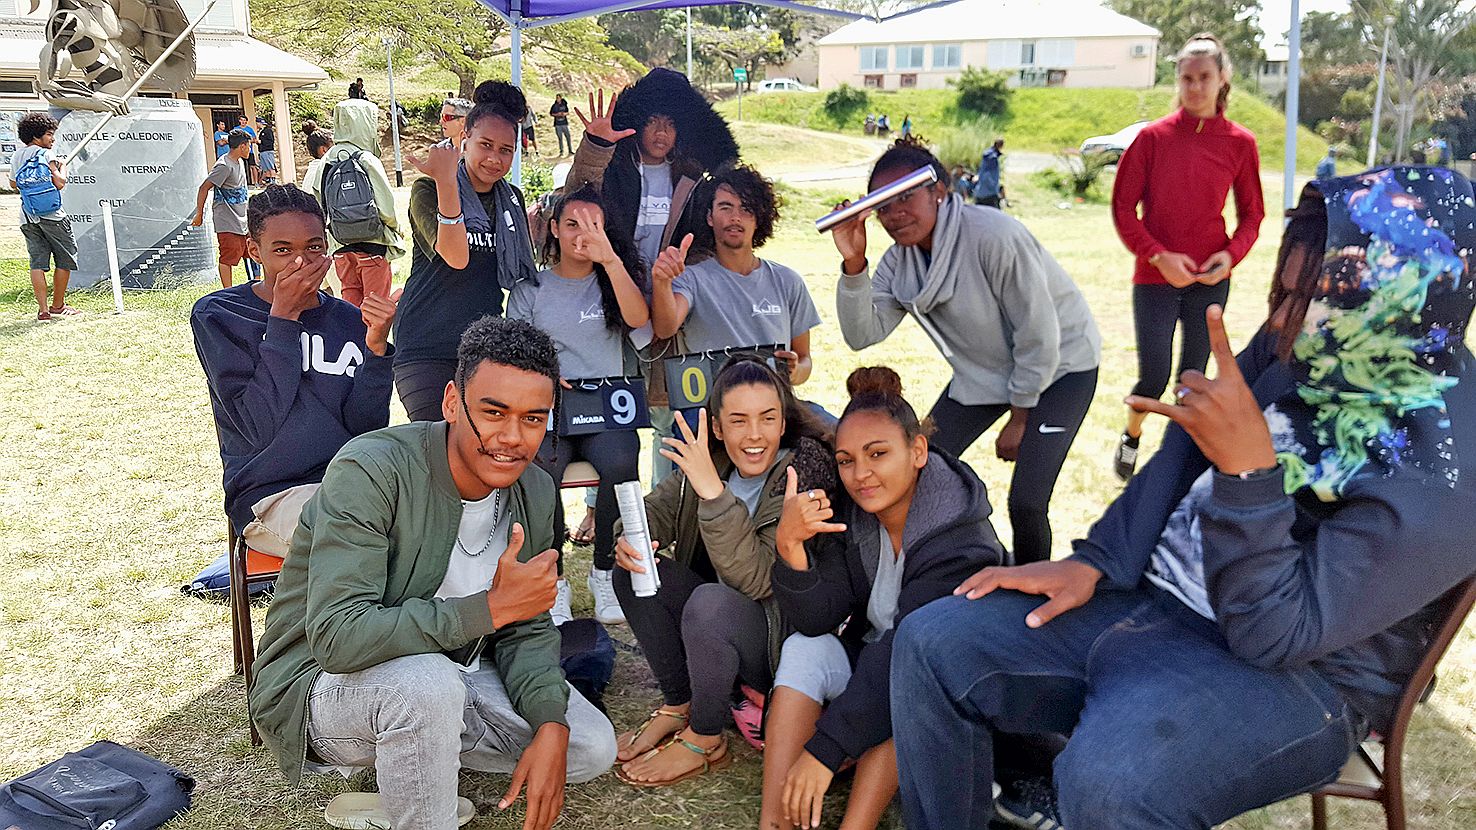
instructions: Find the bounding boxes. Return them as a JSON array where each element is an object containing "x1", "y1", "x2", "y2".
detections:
[{"x1": 182, "y1": 551, "x2": 274, "y2": 599}]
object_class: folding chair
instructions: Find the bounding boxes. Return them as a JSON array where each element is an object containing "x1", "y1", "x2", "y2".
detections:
[
  {"x1": 562, "y1": 460, "x2": 600, "y2": 490},
  {"x1": 227, "y1": 518, "x2": 284, "y2": 747},
  {"x1": 1307, "y1": 576, "x2": 1476, "y2": 830}
]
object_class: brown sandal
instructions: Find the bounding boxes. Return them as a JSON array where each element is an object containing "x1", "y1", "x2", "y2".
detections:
[
  {"x1": 616, "y1": 707, "x2": 687, "y2": 761},
  {"x1": 615, "y1": 734, "x2": 731, "y2": 788}
]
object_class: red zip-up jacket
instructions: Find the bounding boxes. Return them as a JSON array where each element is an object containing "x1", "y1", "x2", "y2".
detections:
[{"x1": 1111, "y1": 108, "x2": 1265, "y2": 286}]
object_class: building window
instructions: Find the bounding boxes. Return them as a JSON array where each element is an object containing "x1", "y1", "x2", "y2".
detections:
[
  {"x1": 860, "y1": 46, "x2": 888, "y2": 71},
  {"x1": 864, "y1": 74, "x2": 885, "y2": 89},
  {"x1": 0, "y1": 80, "x2": 35, "y2": 96},
  {"x1": 1020, "y1": 41, "x2": 1036, "y2": 66},
  {"x1": 1037, "y1": 39, "x2": 1076, "y2": 67},
  {"x1": 933, "y1": 44, "x2": 961, "y2": 69},
  {"x1": 899, "y1": 73, "x2": 918, "y2": 88},
  {"x1": 189, "y1": 92, "x2": 242, "y2": 106},
  {"x1": 896, "y1": 44, "x2": 924, "y2": 70}
]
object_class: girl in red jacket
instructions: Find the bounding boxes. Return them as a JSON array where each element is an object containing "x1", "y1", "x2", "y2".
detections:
[{"x1": 1110, "y1": 33, "x2": 1264, "y2": 480}]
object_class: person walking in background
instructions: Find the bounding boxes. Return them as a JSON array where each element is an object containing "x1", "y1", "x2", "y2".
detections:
[
  {"x1": 256, "y1": 116, "x2": 278, "y2": 186},
  {"x1": 522, "y1": 108, "x2": 540, "y2": 156},
  {"x1": 301, "y1": 130, "x2": 333, "y2": 189},
  {"x1": 1110, "y1": 32, "x2": 1264, "y2": 482},
  {"x1": 830, "y1": 139, "x2": 1100, "y2": 565},
  {"x1": 439, "y1": 96, "x2": 471, "y2": 148},
  {"x1": 347, "y1": 77, "x2": 366, "y2": 100},
  {"x1": 304, "y1": 98, "x2": 404, "y2": 308},
  {"x1": 973, "y1": 138, "x2": 1005, "y2": 208},
  {"x1": 551, "y1": 94, "x2": 572, "y2": 156},
  {"x1": 900, "y1": 114, "x2": 912, "y2": 139},
  {"x1": 11, "y1": 112, "x2": 79, "y2": 321},
  {"x1": 236, "y1": 115, "x2": 259, "y2": 186},
  {"x1": 1315, "y1": 146, "x2": 1336, "y2": 179},
  {"x1": 192, "y1": 128, "x2": 253, "y2": 288}
]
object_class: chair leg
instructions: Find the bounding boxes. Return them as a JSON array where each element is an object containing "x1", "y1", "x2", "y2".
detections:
[
  {"x1": 241, "y1": 581, "x2": 261, "y2": 747},
  {"x1": 228, "y1": 537, "x2": 248, "y2": 676},
  {"x1": 1311, "y1": 793, "x2": 1328, "y2": 830}
]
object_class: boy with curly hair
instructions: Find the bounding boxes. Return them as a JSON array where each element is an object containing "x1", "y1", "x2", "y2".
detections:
[
  {"x1": 10, "y1": 112, "x2": 79, "y2": 321},
  {"x1": 650, "y1": 163, "x2": 821, "y2": 388}
]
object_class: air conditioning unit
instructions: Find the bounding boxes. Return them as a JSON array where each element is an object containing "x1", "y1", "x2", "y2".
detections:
[{"x1": 1131, "y1": 43, "x2": 1148, "y2": 58}]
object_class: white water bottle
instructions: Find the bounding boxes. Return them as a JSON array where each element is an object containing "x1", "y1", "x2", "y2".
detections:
[{"x1": 615, "y1": 481, "x2": 661, "y2": 597}]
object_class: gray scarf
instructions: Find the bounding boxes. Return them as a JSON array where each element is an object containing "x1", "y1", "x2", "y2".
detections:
[
  {"x1": 907, "y1": 192, "x2": 968, "y2": 314},
  {"x1": 456, "y1": 162, "x2": 535, "y2": 290}
]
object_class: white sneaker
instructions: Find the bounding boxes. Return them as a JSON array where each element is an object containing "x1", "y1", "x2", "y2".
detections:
[
  {"x1": 551, "y1": 578, "x2": 573, "y2": 626},
  {"x1": 324, "y1": 793, "x2": 475, "y2": 828},
  {"x1": 588, "y1": 568, "x2": 626, "y2": 625}
]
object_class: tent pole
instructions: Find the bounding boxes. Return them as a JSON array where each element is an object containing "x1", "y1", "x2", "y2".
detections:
[
  {"x1": 511, "y1": 12, "x2": 523, "y2": 187},
  {"x1": 1283, "y1": 0, "x2": 1300, "y2": 211},
  {"x1": 686, "y1": 7, "x2": 693, "y2": 79}
]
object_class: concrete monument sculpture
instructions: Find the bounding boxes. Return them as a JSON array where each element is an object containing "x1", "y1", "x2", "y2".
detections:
[{"x1": 33, "y1": 0, "x2": 216, "y2": 288}]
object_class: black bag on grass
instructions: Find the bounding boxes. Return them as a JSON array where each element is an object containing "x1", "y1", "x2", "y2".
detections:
[{"x1": 0, "y1": 741, "x2": 193, "y2": 830}]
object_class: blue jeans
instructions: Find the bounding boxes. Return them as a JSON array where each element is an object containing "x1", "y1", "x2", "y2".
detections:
[{"x1": 892, "y1": 588, "x2": 1360, "y2": 829}]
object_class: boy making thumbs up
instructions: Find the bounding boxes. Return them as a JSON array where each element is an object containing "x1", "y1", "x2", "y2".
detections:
[{"x1": 250, "y1": 317, "x2": 616, "y2": 830}]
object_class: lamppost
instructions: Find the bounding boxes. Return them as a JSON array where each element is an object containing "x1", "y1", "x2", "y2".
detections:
[
  {"x1": 1367, "y1": 14, "x2": 1395, "y2": 167},
  {"x1": 383, "y1": 34, "x2": 404, "y2": 187}
]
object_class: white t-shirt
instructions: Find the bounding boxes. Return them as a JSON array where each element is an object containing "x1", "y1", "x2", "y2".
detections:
[
  {"x1": 635, "y1": 162, "x2": 674, "y2": 267},
  {"x1": 436, "y1": 488, "x2": 511, "y2": 601}
]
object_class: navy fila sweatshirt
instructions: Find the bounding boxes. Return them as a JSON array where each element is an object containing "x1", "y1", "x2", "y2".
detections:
[{"x1": 191, "y1": 283, "x2": 393, "y2": 530}]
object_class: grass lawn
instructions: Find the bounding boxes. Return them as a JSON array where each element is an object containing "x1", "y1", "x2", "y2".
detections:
[
  {"x1": 0, "y1": 121, "x2": 1471, "y2": 830},
  {"x1": 718, "y1": 86, "x2": 1329, "y2": 173}
]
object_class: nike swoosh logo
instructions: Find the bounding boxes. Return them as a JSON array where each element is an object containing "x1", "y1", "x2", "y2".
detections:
[{"x1": 1038, "y1": 424, "x2": 1067, "y2": 434}]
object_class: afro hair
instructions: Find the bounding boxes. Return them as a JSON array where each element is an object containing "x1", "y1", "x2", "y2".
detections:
[{"x1": 610, "y1": 68, "x2": 739, "y2": 176}]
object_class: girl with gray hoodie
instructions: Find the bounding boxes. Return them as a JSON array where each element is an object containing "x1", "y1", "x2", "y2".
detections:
[{"x1": 829, "y1": 139, "x2": 1100, "y2": 564}]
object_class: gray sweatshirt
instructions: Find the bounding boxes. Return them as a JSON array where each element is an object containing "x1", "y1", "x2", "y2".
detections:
[{"x1": 836, "y1": 197, "x2": 1100, "y2": 408}]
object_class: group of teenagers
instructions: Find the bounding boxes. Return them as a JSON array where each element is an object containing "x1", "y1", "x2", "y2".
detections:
[{"x1": 184, "y1": 30, "x2": 1476, "y2": 830}]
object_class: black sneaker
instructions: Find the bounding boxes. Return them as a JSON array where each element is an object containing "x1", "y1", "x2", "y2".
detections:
[
  {"x1": 1113, "y1": 433, "x2": 1140, "y2": 482},
  {"x1": 995, "y1": 776, "x2": 1065, "y2": 830}
]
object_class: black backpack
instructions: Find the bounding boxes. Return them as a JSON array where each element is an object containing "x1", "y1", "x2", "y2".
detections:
[
  {"x1": 0, "y1": 741, "x2": 193, "y2": 830},
  {"x1": 319, "y1": 151, "x2": 383, "y2": 245}
]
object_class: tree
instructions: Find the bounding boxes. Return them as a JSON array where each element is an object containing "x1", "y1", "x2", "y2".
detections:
[
  {"x1": 1297, "y1": 11, "x2": 1370, "y2": 70},
  {"x1": 599, "y1": 10, "x2": 687, "y2": 68},
  {"x1": 1352, "y1": 0, "x2": 1476, "y2": 161},
  {"x1": 693, "y1": 24, "x2": 786, "y2": 89},
  {"x1": 1106, "y1": 0, "x2": 1266, "y2": 85},
  {"x1": 250, "y1": 0, "x2": 634, "y2": 99}
]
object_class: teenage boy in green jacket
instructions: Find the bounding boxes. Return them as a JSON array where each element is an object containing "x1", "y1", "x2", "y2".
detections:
[{"x1": 250, "y1": 316, "x2": 616, "y2": 830}]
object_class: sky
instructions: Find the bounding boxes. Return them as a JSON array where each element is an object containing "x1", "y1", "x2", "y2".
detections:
[{"x1": 1259, "y1": 0, "x2": 1350, "y2": 49}]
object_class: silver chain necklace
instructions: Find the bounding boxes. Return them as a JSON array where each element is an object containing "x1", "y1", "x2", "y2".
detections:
[{"x1": 455, "y1": 490, "x2": 502, "y2": 557}]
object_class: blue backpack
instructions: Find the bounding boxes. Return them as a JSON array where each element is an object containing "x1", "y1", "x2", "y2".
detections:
[{"x1": 16, "y1": 150, "x2": 63, "y2": 217}]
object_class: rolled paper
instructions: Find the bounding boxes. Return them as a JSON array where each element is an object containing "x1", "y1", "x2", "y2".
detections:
[
  {"x1": 814, "y1": 165, "x2": 939, "y2": 234},
  {"x1": 615, "y1": 481, "x2": 661, "y2": 597}
]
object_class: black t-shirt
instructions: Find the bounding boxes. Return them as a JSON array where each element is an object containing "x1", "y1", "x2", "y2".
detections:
[
  {"x1": 259, "y1": 127, "x2": 275, "y2": 152},
  {"x1": 394, "y1": 176, "x2": 520, "y2": 365},
  {"x1": 550, "y1": 100, "x2": 569, "y2": 127}
]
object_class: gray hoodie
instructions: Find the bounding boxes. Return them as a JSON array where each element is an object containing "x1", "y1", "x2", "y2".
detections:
[
  {"x1": 305, "y1": 99, "x2": 404, "y2": 259},
  {"x1": 836, "y1": 195, "x2": 1100, "y2": 408}
]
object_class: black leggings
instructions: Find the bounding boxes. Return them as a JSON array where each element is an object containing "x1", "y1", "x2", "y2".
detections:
[
  {"x1": 613, "y1": 558, "x2": 772, "y2": 736},
  {"x1": 928, "y1": 368, "x2": 1098, "y2": 565},
  {"x1": 535, "y1": 429, "x2": 640, "y2": 572},
  {"x1": 1130, "y1": 281, "x2": 1232, "y2": 399},
  {"x1": 394, "y1": 359, "x2": 457, "y2": 422}
]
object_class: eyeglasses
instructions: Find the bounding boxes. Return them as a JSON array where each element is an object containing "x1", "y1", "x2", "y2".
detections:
[
  {"x1": 441, "y1": 113, "x2": 465, "y2": 123},
  {"x1": 874, "y1": 184, "x2": 928, "y2": 217}
]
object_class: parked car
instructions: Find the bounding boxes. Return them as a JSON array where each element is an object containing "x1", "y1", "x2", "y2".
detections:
[
  {"x1": 1080, "y1": 121, "x2": 1149, "y2": 162},
  {"x1": 756, "y1": 78, "x2": 816, "y2": 93}
]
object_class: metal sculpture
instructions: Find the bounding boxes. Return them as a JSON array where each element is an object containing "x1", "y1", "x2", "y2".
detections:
[{"x1": 32, "y1": 0, "x2": 197, "y2": 115}]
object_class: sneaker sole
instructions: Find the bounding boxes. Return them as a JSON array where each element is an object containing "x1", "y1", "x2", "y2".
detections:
[
  {"x1": 324, "y1": 793, "x2": 474, "y2": 829},
  {"x1": 995, "y1": 801, "x2": 1063, "y2": 830}
]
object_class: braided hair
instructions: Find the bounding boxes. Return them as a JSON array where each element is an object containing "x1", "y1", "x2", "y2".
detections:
[
  {"x1": 867, "y1": 135, "x2": 948, "y2": 191},
  {"x1": 541, "y1": 183, "x2": 650, "y2": 332},
  {"x1": 247, "y1": 184, "x2": 324, "y2": 240}
]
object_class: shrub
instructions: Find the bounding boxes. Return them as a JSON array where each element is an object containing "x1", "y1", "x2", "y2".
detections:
[
  {"x1": 823, "y1": 84, "x2": 870, "y2": 128},
  {"x1": 931, "y1": 114, "x2": 1003, "y2": 170},
  {"x1": 402, "y1": 93, "x2": 447, "y2": 126},
  {"x1": 1036, "y1": 151, "x2": 1112, "y2": 200},
  {"x1": 521, "y1": 160, "x2": 556, "y2": 203},
  {"x1": 949, "y1": 67, "x2": 1013, "y2": 118}
]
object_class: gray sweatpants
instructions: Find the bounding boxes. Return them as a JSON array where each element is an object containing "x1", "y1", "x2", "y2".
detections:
[{"x1": 307, "y1": 652, "x2": 617, "y2": 830}]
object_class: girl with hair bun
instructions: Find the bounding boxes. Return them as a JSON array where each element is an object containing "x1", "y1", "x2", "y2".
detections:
[
  {"x1": 761, "y1": 366, "x2": 1005, "y2": 830},
  {"x1": 1110, "y1": 32, "x2": 1265, "y2": 481},
  {"x1": 393, "y1": 80, "x2": 538, "y2": 423},
  {"x1": 829, "y1": 137, "x2": 1100, "y2": 564}
]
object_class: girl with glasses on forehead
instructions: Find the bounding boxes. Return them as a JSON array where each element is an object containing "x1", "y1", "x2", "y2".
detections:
[{"x1": 828, "y1": 136, "x2": 1101, "y2": 566}]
